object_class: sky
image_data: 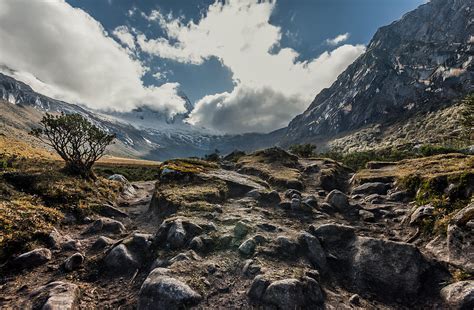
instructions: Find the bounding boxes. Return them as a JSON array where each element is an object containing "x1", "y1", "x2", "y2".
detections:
[{"x1": 0, "y1": 0, "x2": 425, "y2": 134}]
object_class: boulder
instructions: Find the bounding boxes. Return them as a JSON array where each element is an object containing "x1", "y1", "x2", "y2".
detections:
[
  {"x1": 325, "y1": 190, "x2": 350, "y2": 211},
  {"x1": 359, "y1": 209, "x2": 375, "y2": 222},
  {"x1": 167, "y1": 220, "x2": 187, "y2": 249},
  {"x1": 303, "y1": 196, "x2": 318, "y2": 208},
  {"x1": 84, "y1": 218, "x2": 125, "y2": 235},
  {"x1": 440, "y1": 281, "x2": 474, "y2": 310},
  {"x1": 63, "y1": 253, "x2": 84, "y2": 272},
  {"x1": 248, "y1": 275, "x2": 271, "y2": 300},
  {"x1": 409, "y1": 205, "x2": 434, "y2": 226},
  {"x1": 234, "y1": 221, "x2": 251, "y2": 239},
  {"x1": 91, "y1": 236, "x2": 116, "y2": 252},
  {"x1": 96, "y1": 204, "x2": 128, "y2": 218},
  {"x1": 274, "y1": 236, "x2": 299, "y2": 258},
  {"x1": 447, "y1": 223, "x2": 474, "y2": 272},
  {"x1": 138, "y1": 270, "x2": 202, "y2": 309},
  {"x1": 13, "y1": 248, "x2": 51, "y2": 270},
  {"x1": 297, "y1": 232, "x2": 327, "y2": 273},
  {"x1": 30, "y1": 281, "x2": 80, "y2": 310},
  {"x1": 387, "y1": 190, "x2": 411, "y2": 202},
  {"x1": 262, "y1": 277, "x2": 324, "y2": 309},
  {"x1": 154, "y1": 218, "x2": 203, "y2": 250},
  {"x1": 108, "y1": 174, "x2": 136, "y2": 197},
  {"x1": 352, "y1": 182, "x2": 391, "y2": 195},
  {"x1": 284, "y1": 189, "x2": 302, "y2": 199},
  {"x1": 103, "y1": 244, "x2": 138, "y2": 275},
  {"x1": 239, "y1": 238, "x2": 257, "y2": 256}
]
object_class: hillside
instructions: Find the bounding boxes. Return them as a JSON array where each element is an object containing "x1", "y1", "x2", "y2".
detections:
[{"x1": 283, "y1": 0, "x2": 473, "y2": 149}]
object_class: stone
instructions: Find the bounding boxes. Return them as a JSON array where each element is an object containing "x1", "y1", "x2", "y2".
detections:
[
  {"x1": 189, "y1": 236, "x2": 204, "y2": 252},
  {"x1": 262, "y1": 277, "x2": 324, "y2": 309},
  {"x1": 352, "y1": 182, "x2": 391, "y2": 195},
  {"x1": 298, "y1": 232, "x2": 327, "y2": 273},
  {"x1": 359, "y1": 209, "x2": 375, "y2": 222},
  {"x1": 253, "y1": 234, "x2": 267, "y2": 245},
  {"x1": 275, "y1": 236, "x2": 299, "y2": 257},
  {"x1": 63, "y1": 253, "x2": 84, "y2": 272},
  {"x1": 409, "y1": 205, "x2": 435, "y2": 226},
  {"x1": 440, "y1": 281, "x2": 474, "y2": 310},
  {"x1": 167, "y1": 219, "x2": 187, "y2": 249},
  {"x1": 278, "y1": 201, "x2": 292, "y2": 210},
  {"x1": 325, "y1": 190, "x2": 350, "y2": 211},
  {"x1": 13, "y1": 248, "x2": 51, "y2": 270},
  {"x1": 108, "y1": 174, "x2": 136, "y2": 197},
  {"x1": 84, "y1": 218, "x2": 125, "y2": 235},
  {"x1": 388, "y1": 190, "x2": 411, "y2": 202},
  {"x1": 123, "y1": 233, "x2": 153, "y2": 262},
  {"x1": 239, "y1": 238, "x2": 257, "y2": 256},
  {"x1": 248, "y1": 275, "x2": 271, "y2": 300},
  {"x1": 303, "y1": 195, "x2": 318, "y2": 208},
  {"x1": 96, "y1": 204, "x2": 128, "y2": 218},
  {"x1": 447, "y1": 223, "x2": 474, "y2": 272},
  {"x1": 61, "y1": 239, "x2": 80, "y2": 251},
  {"x1": 257, "y1": 223, "x2": 277, "y2": 232},
  {"x1": 284, "y1": 189, "x2": 302, "y2": 199},
  {"x1": 234, "y1": 221, "x2": 251, "y2": 239},
  {"x1": 91, "y1": 236, "x2": 116, "y2": 252},
  {"x1": 452, "y1": 204, "x2": 474, "y2": 226},
  {"x1": 103, "y1": 244, "x2": 138, "y2": 275},
  {"x1": 349, "y1": 294, "x2": 361, "y2": 305},
  {"x1": 30, "y1": 281, "x2": 80, "y2": 310},
  {"x1": 45, "y1": 228, "x2": 63, "y2": 249},
  {"x1": 290, "y1": 198, "x2": 301, "y2": 209},
  {"x1": 138, "y1": 270, "x2": 202, "y2": 309}
]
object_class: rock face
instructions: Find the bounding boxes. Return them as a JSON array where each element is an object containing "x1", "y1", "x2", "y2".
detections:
[
  {"x1": 441, "y1": 281, "x2": 474, "y2": 310},
  {"x1": 284, "y1": 0, "x2": 473, "y2": 144},
  {"x1": 138, "y1": 269, "x2": 202, "y2": 309}
]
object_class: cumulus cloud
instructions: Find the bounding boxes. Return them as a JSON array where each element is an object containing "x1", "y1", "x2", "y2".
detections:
[
  {"x1": 137, "y1": 1, "x2": 365, "y2": 133},
  {"x1": 112, "y1": 25, "x2": 136, "y2": 51},
  {"x1": 0, "y1": 0, "x2": 186, "y2": 114},
  {"x1": 326, "y1": 33, "x2": 350, "y2": 46}
]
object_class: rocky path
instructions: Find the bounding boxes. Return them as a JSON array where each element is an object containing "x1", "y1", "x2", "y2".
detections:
[{"x1": 0, "y1": 151, "x2": 473, "y2": 309}]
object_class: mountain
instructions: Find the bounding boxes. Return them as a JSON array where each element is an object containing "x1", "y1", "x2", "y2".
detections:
[{"x1": 283, "y1": 0, "x2": 473, "y2": 148}]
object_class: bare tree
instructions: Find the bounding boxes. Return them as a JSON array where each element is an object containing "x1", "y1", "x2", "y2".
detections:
[{"x1": 31, "y1": 113, "x2": 115, "y2": 178}]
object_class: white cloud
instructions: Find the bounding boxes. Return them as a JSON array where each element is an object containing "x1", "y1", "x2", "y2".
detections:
[
  {"x1": 112, "y1": 25, "x2": 136, "y2": 51},
  {"x1": 0, "y1": 0, "x2": 186, "y2": 114},
  {"x1": 326, "y1": 33, "x2": 350, "y2": 46},
  {"x1": 137, "y1": 1, "x2": 364, "y2": 133}
]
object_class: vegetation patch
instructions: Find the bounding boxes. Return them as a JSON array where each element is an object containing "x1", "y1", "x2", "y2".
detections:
[{"x1": 160, "y1": 158, "x2": 219, "y2": 175}]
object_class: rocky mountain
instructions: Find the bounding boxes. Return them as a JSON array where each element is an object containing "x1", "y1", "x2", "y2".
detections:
[{"x1": 283, "y1": 0, "x2": 473, "y2": 147}]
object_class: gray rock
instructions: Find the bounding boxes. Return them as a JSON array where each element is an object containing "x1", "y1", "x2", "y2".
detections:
[
  {"x1": 284, "y1": 189, "x2": 302, "y2": 199},
  {"x1": 108, "y1": 174, "x2": 136, "y2": 197},
  {"x1": 108, "y1": 174, "x2": 129, "y2": 183},
  {"x1": 138, "y1": 270, "x2": 202, "y2": 309},
  {"x1": 96, "y1": 204, "x2": 128, "y2": 218},
  {"x1": 290, "y1": 198, "x2": 301, "y2": 209},
  {"x1": 248, "y1": 275, "x2": 271, "y2": 300},
  {"x1": 61, "y1": 239, "x2": 81, "y2": 251},
  {"x1": 303, "y1": 195, "x2": 318, "y2": 208},
  {"x1": 239, "y1": 238, "x2": 257, "y2": 256},
  {"x1": 189, "y1": 236, "x2": 204, "y2": 252},
  {"x1": 167, "y1": 219, "x2": 187, "y2": 249},
  {"x1": 234, "y1": 221, "x2": 251, "y2": 239},
  {"x1": 91, "y1": 236, "x2": 116, "y2": 252},
  {"x1": 275, "y1": 236, "x2": 299, "y2": 257},
  {"x1": 440, "y1": 281, "x2": 474, "y2": 310},
  {"x1": 349, "y1": 294, "x2": 361, "y2": 305},
  {"x1": 45, "y1": 228, "x2": 63, "y2": 249},
  {"x1": 103, "y1": 244, "x2": 138, "y2": 275},
  {"x1": 278, "y1": 201, "x2": 292, "y2": 210},
  {"x1": 325, "y1": 190, "x2": 350, "y2": 211},
  {"x1": 85, "y1": 217, "x2": 125, "y2": 235},
  {"x1": 452, "y1": 204, "x2": 474, "y2": 226},
  {"x1": 359, "y1": 209, "x2": 375, "y2": 222},
  {"x1": 447, "y1": 223, "x2": 474, "y2": 272},
  {"x1": 30, "y1": 281, "x2": 80, "y2": 310},
  {"x1": 409, "y1": 205, "x2": 434, "y2": 226},
  {"x1": 298, "y1": 232, "x2": 327, "y2": 273},
  {"x1": 242, "y1": 259, "x2": 261, "y2": 276},
  {"x1": 352, "y1": 182, "x2": 391, "y2": 195},
  {"x1": 262, "y1": 277, "x2": 324, "y2": 309},
  {"x1": 388, "y1": 190, "x2": 411, "y2": 202},
  {"x1": 13, "y1": 248, "x2": 51, "y2": 270},
  {"x1": 63, "y1": 253, "x2": 84, "y2": 272}
]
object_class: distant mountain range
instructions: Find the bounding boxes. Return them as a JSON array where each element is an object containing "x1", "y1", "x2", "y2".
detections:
[{"x1": 1, "y1": 0, "x2": 472, "y2": 159}]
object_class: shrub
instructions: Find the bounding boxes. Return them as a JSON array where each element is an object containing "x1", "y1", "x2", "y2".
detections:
[
  {"x1": 289, "y1": 143, "x2": 317, "y2": 158},
  {"x1": 30, "y1": 113, "x2": 115, "y2": 179},
  {"x1": 418, "y1": 144, "x2": 460, "y2": 157}
]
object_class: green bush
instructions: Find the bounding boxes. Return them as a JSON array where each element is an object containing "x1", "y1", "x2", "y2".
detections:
[{"x1": 418, "y1": 144, "x2": 461, "y2": 157}]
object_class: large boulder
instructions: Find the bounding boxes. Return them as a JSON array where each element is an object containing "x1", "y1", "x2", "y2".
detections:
[
  {"x1": 297, "y1": 232, "x2": 327, "y2": 274},
  {"x1": 447, "y1": 205, "x2": 474, "y2": 272},
  {"x1": 441, "y1": 281, "x2": 474, "y2": 310},
  {"x1": 325, "y1": 190, "x2": 351, "y2": 212},
  {"x1": 352, "y1": 182, "x2": 391, "y2": 195},
  {"x1": 29, "y1": 281, "x2": 80, "y2": 310},
  {"x1": 138, "y1": 269, "x2": 202, "y2": 309},
  {"x1": 103, "y1": 244, "x2": 138, "y2": 275},
  {"x1": 13, "y1": 248, "x2": 51, "y2": 270}
]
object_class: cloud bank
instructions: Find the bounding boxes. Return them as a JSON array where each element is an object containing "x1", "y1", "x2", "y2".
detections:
[
  {"x1": 326, "y1": 33, "x2": 350, "y2": 46},
  {"x1": 136, "y1": 1, "x2": 365, "y2": 133},
  {"x1": 0, "y1": 0, "x2": 186, "y2": 114}
]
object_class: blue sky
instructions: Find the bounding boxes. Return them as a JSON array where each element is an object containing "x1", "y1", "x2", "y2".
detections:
[
  {"x1": 67, "y1": 0, "x2": 424, "y2": 104},
  {"x1": 0, "y1": 0, "x2": 425, "y2": 133}
]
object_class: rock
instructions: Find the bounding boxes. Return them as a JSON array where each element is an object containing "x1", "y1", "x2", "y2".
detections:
[
  {"x1": 447, "y1": 223, "x2": 474, "y2": 272},
  {"x1": 303, "y1": 195, "x2": 318, "y2": 208},
  {"x1": 96, "y1": 204, "x2": 128, "y2": 218},
  {"x1": 13, "y1": 248, "x2": 51, "y2": 270},
  {"x1": 297, "y1": 232, "x2": 327, "y2": 273},
  {"x1": 409, "y1": 205, "x2": 435, "y2": 226},
  {"x1": 304, "y1": 164, "x2": 320, "y2": 173},
  {"x1": 138, "y1": 270, "x2": 202, "y2": 309},
  {"x1": 108, "y1": 174, "x2": 136, "y2": 197},
  {"x1": 103, "y1": 244, "x2": 138, "y2": 275},
  {"x1": 242, "y1": 259, "x2": 261, "y2": 276},
  {"x1": 388, "y1": 190, "x2": 411, "y2": 202},
  {"x1": 234, "y1": 221, "x2": 251, "y2": 239},
  {"x1": 84, "y1": 218, "x2": 125, "y2": 235},
  {"x1": 248, "y1": 275, "x2": 271, "y2": 300},
  {"x1": 349, "y1": 294, "x2": 361, "y2": 305},
  {"x1": 275, "y1": 236, "x2": 299, "y2": 257},
  {"x1": 284, "y1": 189, "x2": 302, "y2": 199},
  {"x1": 189, "y1": 236, "x2": 204, "y2": 252},
  {"x1": 440, "y1": 281, "x2": 474, "y2": 310},
  {"x1": 352, "y1": 182, "x2": 391, "y2": 195},
  {"x1": 318, "y1": 202, "x2": 335, "y2": 214},
  {"x1": 364, "y1": 194, "x2": 385, "y2": 204},
  {"x1": 91, "y1": 236, "x2": 116, "y2": 252},
  {"x1": 350, "y1": 237, "x2": 429, "y2": 301},
  {"x1": 108, "y1": 174, "x2": 129, "y2": 183},
  {"x1": 311, "y1": 224, "x2": 356, "y2": 250},
  {"x1": 452, "y1": 204, "x2": 474, "y2": 226},
  {"x1": 325, "y1": 190, "x2": 350, "y2": 211},
  {"x1": 239, "y1": 238, "x2": 257, "y2": 256},
  {"x1": 290, "y1": 198, "x2": 301, "y2": 209},
  {"x1": 45, "y1": 228, "x2": 63, "y2": 249},
  {"x1": 61, "y1": 239, "x2": 80, "y2": 251},
  {"x1": 262, "y1": 277, "x2": 324, "y2": 309},
  {"x1": 359, "y1": 209, "x2": 375, "y2": 222},
  {"x1": 63, "y1": 253, "x2": 84, "y2": 272},
  {"x1": 253, "y1": 234, "x2": 268, "y2": 245},
  {"x1": 278, "y1": 201, "x2": 292, "y2": 210},
  {"x1": 246, "y1": 189, "x2": 262, "y2": 199},
  {"x1": 169, "y1": 250, "x2": 201, "y2": 265},
  {"x1": 123, "y1": 233, "x2": 153, "y2": 262},
  {"x1": 257, "y1": 223, "x2": 278, "y2": 232},
  {"x1": 167, "y1": 219, "x2": 187, "y2": 249},
  {"x1": 30, "y1": 281, "x2": 80, "y2": 310}
]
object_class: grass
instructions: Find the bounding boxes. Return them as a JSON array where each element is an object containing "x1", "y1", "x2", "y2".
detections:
[{"x1": 160, "y1": 158, "x2": 219, "y2": 174}]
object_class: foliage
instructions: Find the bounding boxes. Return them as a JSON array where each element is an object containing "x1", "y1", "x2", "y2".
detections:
[
  {"x1": 289, "y1": 143, "x2": 317, "y2": 158},
  {"x1": 30, "y1": 113, "x2": 115, "y2": 178},
  {"x1": 418, "y1": 144, "x2": 460, "y2": 157},
  {"x1": 460, "y1": 93, "x2": 474, "y2": 143}
]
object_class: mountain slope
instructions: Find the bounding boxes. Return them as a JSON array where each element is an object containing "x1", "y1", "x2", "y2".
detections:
[{"x1": 284, "y1": 0, "x2": 473, "y2": 146}]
